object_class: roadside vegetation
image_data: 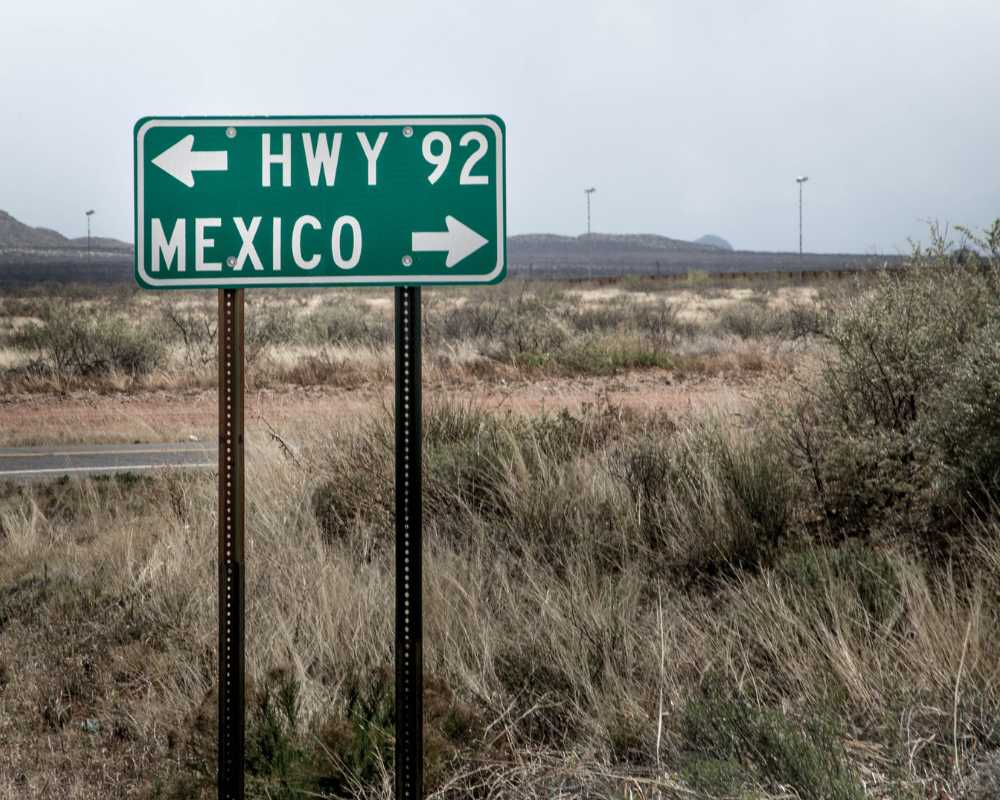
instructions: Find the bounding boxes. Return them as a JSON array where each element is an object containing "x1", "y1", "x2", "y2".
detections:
[
  {"x1": 1, "y1": 224, "x2": 999, "y2": 798},
  {"x1": 0, "y1": 271, "x2": 829, "y2": 395}
]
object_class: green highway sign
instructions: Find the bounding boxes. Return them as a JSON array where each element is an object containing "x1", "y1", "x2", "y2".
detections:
[{"x1": 133, "y1": 116, "x2": 507, "y2": 289}]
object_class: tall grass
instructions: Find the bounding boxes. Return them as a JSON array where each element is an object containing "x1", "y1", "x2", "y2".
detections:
[
  {"x1": 2, "y1": 393, "x2": 999, "y2": 797},
  {"x1": 3, "y1": 232, "x2": 1000, "y2": 797}
]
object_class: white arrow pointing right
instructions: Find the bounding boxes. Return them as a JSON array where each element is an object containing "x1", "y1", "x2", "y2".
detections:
[
  {"x1": 152, "y1": 135, "x2": 228, "y2": 188},
  {"x1": 411, "y1": 216, "x2": 489, "y2": 268}
]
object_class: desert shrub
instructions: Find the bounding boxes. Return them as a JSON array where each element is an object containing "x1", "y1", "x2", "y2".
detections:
[
  {"x1": 245, "y1": 668, "x2": 308, "y2": 796},
  {"x1": 679, "y1": 675, "x2": 864, "y2": 800},
  {"x1": 310, "y1": 433, "x2": 393, "y2": 552},
  {"x1": 244, "y1": 300, "x2": 296, "y2": 366},
  {"x1": 161, "y1": 304, "x2": 217, "y2": 368},
  {"x1": 423, "y1": 402, "x2": 629, "y2": 523},
  {"x1": 775, "y1": 543, "x2": 902, "y2": 629},
  {"x1": 784, "y1": 299, "x2": 828, "y2": 338},
  {"x1": 554, "y1": 336, "x2": 673, "y2": 375},
  {"x1": 565, "y1": 304, "x2": 632, "y2": 334},
  {"x1": 792, "y1": 402, "x2": 936, "y2": 538},
  {"x1": 919, "y1": 319, "x2": 1000, "y2": 508},
  {"x1": 494, "y1": 314, "x2": 570, "y2": 364},
  {"x1": 479, "y1": 294, "x2": 571, "y2": 363},
  {"x1": 784, "y1": 226, "x2": 1000, "y2": 541},
  {"x1": 717, "y1": 302, "x2": 785, "y2": 339},
  {"x1": 546, "y1": 297, "x2": 696, "y2": 345},
  {"x1": 297, "y1": 300, "x2": 388, "y2": 347},
  {"x1": 529, "y1": 400, "x2": 646, "y2": 458},
  {"x1": 316, "y1": 669, "x2": 395, "y2": 796},
  {"x1": 719, "y1": 300, "x2": 826, "y2": 340},
  {"x1": 425, "y1": 291, "x2": 690, "y2": 375},
  {"x1": 426, "y1": 297, "x2": 504, "y2": 342},
  {"x1": 279, "y1": 352, "x2": 368, "y2": 388},
  {"x1": 310, "y1": 399, "x2": 663, "y2": 571},
  {"x1": 424, "y1": 415, "x2": 517, "y2": 519},
  {"x1": 14, "y1": 301, "x2": 165, "y2": 383},
  {"x1": 822, "y1": 267, "x2": 990, "y2": 434},
  {"x1": 612, "y1": 419, "x2": 794, "y2": 576},
  {"x1": 316, "y1": 669, "x2": 481, "y2": 796},
  {"x1": 311, "y1": 403, "x2": 517, "y2": 552},
  {"x1": 630, "y1": 301, "x2": 698, "y2": 340}
]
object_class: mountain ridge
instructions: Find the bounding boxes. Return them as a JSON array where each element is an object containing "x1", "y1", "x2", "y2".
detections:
[
  {"x1": 509, "y1": 232, "x2": 725, "y2": 254},
  {"x1": 0, "y1": 210, "x2": 131, "y2": 252}
]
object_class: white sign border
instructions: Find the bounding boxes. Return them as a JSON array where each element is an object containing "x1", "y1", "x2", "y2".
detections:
[{"x1": 135, "y1": 116, "x2": 506, "y2": 289}]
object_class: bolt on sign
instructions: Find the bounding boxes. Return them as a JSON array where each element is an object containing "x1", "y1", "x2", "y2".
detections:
[
  {"x1": 134, "y1": 115, "x2": 506, "y2": 800},
  {"x1": 134, "y1": 116, "x2": 506, "y2": 288}
]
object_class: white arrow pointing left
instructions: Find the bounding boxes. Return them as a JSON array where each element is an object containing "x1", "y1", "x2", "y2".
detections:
[{"x1": 151, "y1": 135, "x2": 228, "y2": 188}]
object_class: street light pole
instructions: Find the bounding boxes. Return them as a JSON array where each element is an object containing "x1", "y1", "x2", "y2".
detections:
[
  {"x1": 584, "y1": 187, "x2": 596, "y2": 235},
  {"x1": 795, "y1": 177, "x2": 808, "y2": 259},
  {"x1": 85, "y1": 209, "x2": 95, "y2": 258}
]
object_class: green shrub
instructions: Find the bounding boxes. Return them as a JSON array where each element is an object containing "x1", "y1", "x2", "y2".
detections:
[
  {"x1": 423, "y1": 401, "x2": 634, "y2": 523},
  {"x1": 316, "y1": 669, "x2": 395, "y2": 796},
  {"x1": 425, "y1": 419, "x2": 516, "y2": 519},
  {"x1": 784, "y1": 226, "x2": 1000, "y2": 540},
  {"x1": 680, "y1": 676, "x2": 864, "y2": 800},
  {"x1": 920, "y1": 319, "x2": 1000, "y2": 508},
  {"x1": 310, "y1": 432, "x2": 392, "y2": 551},
  {"x1": 316, "y1": 669, "x2": 481, "y2": 796},
  {"x1": 613, "y1": 421, "x2": 794, "y2": 576},
  {"x1": 246, "y1": 668, "x2": 305, "y2": 791},
  {"x1": 775, "y1": 543, "x2": 902, "y2": 629},
  {"x1": 820, "y1": 230, "x2": 995, "y2": 437}
]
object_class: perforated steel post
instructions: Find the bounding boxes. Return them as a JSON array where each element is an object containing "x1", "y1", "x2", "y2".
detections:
[
  {"x1": 218, "y1": 288, "x2": 246, "y2": 800},
  {"x1": 394, "y1": 286, "x2": 423, "y2": 800}
]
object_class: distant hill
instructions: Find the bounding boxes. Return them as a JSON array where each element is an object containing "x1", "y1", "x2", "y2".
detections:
[
  {"x1": 0, "y1": 210, "x2": 132, "y2": 284},
  {"x1": 69, "y1": 235, "x2": 132, "y2": 251},
  {"x1": 0, "y1": 211, "x2": 70, "y2": 249},
  {"x1": 0, "y1": 210, "x2": 902, "y2": 286},
  {"x1": 507, "y1": 230, "x2": 901, "y2": 279},
  {"x1": 510, "y1": 232, "x2": 720, "y2": 258},
  {"x1": 0, "y1": 209, "x2": 131, "y2": 253},
  {"x1": 695, "y1": 234, "x2": 734, "y2": 251}
]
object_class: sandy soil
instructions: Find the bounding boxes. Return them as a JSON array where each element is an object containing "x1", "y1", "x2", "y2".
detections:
[{"x1": 0, "y1": 370, "x2": 766, "y2": 447}]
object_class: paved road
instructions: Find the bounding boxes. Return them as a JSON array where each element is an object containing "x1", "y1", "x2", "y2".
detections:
[{"x1": 0, "y1": 442, "x2": 216, "y2": 481}]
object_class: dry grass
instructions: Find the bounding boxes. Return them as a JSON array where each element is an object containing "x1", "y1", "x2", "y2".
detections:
[
  {"x1": 3, "y1": 265, "x2": 998, "y2": 797},
  {"x1": 0, "y1": 278, "x2": 821, "y2": 401},
  {"x1": 0, "y1": 397, "x2": 997, "y2": 798}
]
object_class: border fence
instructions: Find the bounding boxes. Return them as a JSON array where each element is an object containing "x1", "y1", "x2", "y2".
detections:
[{"x1": 0, "y1": 250, "x2": 907, "y2": 287}]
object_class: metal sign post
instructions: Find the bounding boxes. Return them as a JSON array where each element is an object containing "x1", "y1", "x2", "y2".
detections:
[
  {"x1": 133, "y1": 113, "x2": 506, "y2": 800},
  {"x1": 218, "y1": 288, "x2": 245, "y2": 800},
  {"x1": 394, "y1": 286, "x2": 423, "y2": 799}
]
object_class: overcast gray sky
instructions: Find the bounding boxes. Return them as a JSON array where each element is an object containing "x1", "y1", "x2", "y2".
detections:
[{"x1": 2, "y1": 0, "x2": 997, "y2": 253}]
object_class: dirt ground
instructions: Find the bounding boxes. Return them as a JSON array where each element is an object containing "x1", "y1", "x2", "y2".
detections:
[{"x1": 0, "y1": 369, "x2": 766, "y2": 447}]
